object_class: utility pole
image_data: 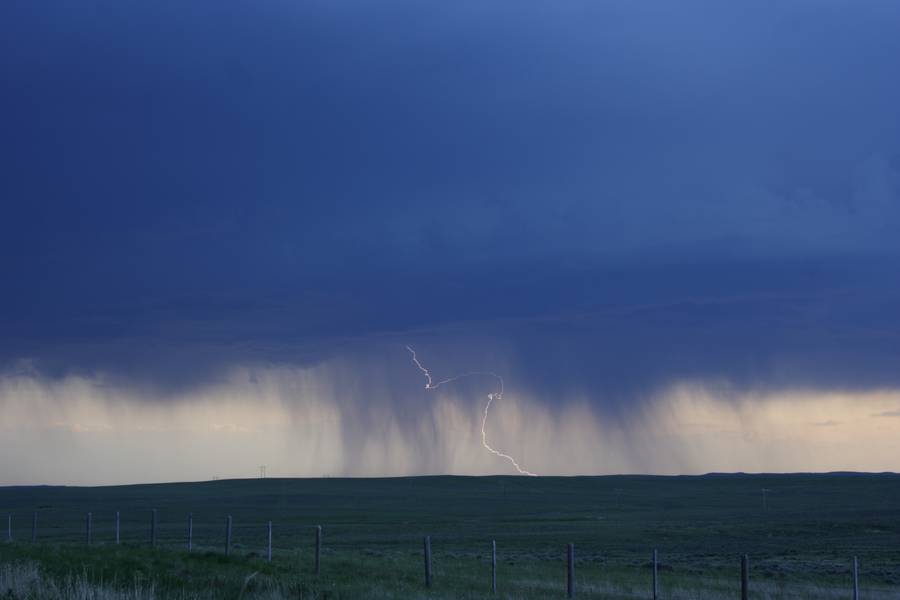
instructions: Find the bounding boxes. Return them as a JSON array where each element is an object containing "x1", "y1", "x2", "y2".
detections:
[
  {"x1": 761, "y1": 488, "x2": 772, "y2": 512},
  {"x1": 259, "y1": 465, "x2": 267, "y2": 479}
]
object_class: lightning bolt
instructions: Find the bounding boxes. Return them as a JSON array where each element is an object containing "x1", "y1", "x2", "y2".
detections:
[{"x1": 406, "y1": 345, "x2": 537, "y2": 477}]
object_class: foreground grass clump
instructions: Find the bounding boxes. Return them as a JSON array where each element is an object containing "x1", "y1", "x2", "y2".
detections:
[
  {"x1": 0, "y1": 545, "x2": 316, "y2": 600},
  {"x1": 0, "y1": 561, "x2": 156, "y2": 599}
]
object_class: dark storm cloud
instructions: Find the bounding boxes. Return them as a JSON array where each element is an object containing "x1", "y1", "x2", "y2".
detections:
[{"x1": 1, "y1": 0, "x2": 899, "y2": 402}]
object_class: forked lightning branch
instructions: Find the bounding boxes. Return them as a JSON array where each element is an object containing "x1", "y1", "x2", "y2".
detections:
[{"x1": 406, "y1": 346, "x2": 537, "y2": 476}]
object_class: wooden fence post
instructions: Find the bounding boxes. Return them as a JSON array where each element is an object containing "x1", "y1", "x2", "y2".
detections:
[
  {"x1": 741, "y1": 554, "x2": 749, "y2": 600},
  {"x1": 267, "y1": 521, "x2": 273, "y2": 562},
  {"x1": 491, "y1": 540, "x2": 497, "y2": 594},
  {"x1": 424, "y1": 535, "x2": 433, "y2": 588},
  {"x1": 652, "y1": 549, "x2": 658, "y2": 600},
  {"x1": 567, "y1": 543, "x2": 575, "y2": 598},
  {"x1": 115, "y1": 511, "x2": 120, "y2": 545},
  {"x1": 187, "y1": 513, "x2": 193, "y2": 552},
  {"x1": 150, "y1": 509, "x2": 157, "y2": 547},
  {"x1": 31, "y1": 512, "x2": 37, "y2": 543},
  {"x1": 853, "y1": 556, "x2": 859, "y2": 600},
  {"x1": 315, "y1": 525, "x2": 322, "y2": 575},
  {"x1": 225, "y1": 515, "x2": 233, "y2": 555},
  {"x1": 86, "y1": 512, "x2": 92, "y2": 545}
]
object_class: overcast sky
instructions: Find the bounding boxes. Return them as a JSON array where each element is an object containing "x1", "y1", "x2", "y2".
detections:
[{"x1": 2, "y1": 0, "x2": 899, "y2": 482}]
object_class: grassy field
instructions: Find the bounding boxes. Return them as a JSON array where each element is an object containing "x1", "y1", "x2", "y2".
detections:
[{"x1": 1, "y1": 474, "x2": 899, "y2": 598}]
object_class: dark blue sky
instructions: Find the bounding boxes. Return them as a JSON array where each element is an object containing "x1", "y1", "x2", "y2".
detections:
[{"x1": 2, "y1": 0, "x2": 900, "y2": 406}]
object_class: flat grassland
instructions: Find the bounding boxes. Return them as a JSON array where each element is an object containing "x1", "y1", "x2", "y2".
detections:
[{"x1": 1, "y1": 474, "x2": 899, "y2": 598}]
